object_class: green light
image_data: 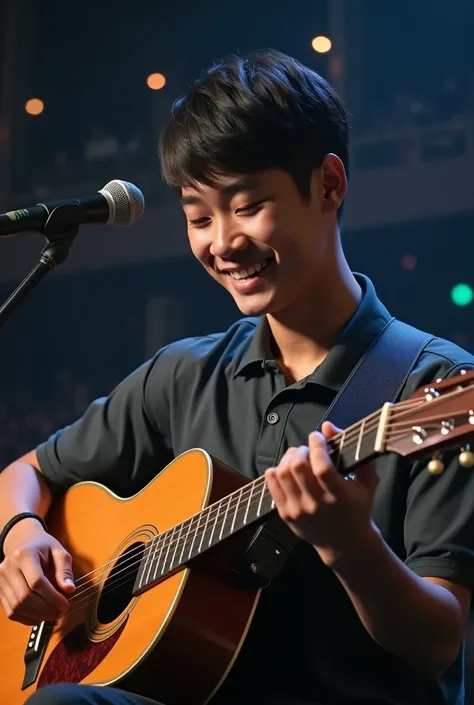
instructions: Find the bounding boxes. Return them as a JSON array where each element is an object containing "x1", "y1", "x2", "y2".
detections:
[{"x1": 451, "y1": 283, "x2": 473, "y2": 307}]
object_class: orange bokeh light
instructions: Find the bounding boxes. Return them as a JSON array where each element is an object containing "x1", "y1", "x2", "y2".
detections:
[
  {"x1": 311, "y1": 36, "x2": 332, "y2": 54},
  {"x1": 25, "y1": 98, "x2": 44, "y2": 116},
  {"x1": 146, "y1": 73, "x2": 166, "y2": 90}
]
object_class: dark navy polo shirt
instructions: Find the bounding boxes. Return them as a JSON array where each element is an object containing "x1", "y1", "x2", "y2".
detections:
[{"x1": 37, "y1": 274, "x2": 474, "y2": 705}]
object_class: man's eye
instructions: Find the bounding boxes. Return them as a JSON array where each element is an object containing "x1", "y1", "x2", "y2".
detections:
[
  {"x1": 189, "y1": 217, "x2": 210, "y2": 227},
  {"x1": 236, "y1": 199, "x2": 265, "y2": 214}
]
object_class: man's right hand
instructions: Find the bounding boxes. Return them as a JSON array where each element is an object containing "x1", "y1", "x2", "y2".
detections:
[{"x1": 0, "y1": 518, "x2": 76, "y2": 625}]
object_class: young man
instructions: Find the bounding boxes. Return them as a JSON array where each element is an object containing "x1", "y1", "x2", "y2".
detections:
[{"x1": 0, "y1": 49, "x2": 474, "y2": 705}]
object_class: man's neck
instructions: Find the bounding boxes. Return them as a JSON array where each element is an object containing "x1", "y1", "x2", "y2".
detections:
[{"x1": 266, "y1": 260, "x2": 361, "y2": 383}]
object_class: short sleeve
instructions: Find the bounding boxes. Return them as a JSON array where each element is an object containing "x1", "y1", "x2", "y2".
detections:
[
  {"x1": 404, "y1": 365, "x2": 474, "y2": 589},
  {"x1": 36, "y1": 353, "x2": 173, "y2": 497}
]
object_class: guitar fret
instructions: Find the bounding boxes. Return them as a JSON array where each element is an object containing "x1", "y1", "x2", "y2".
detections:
[
  {"x1": 337, "y1": 430, "x2": 346, "y2": 473},
  {"x1": 145, "y1": 535, "x2": 161, "y2": 586},
  {"x1": 257, "y1": 480, "x2": 266, "y2": 517},
  {"x1": 260, "y1": 486, "x2": 274, "y2": 515},
  {"x1": 169, "y1": 521, "x2": 184, "y2": 573},
  {"x1": 138, "y1": 539, "x2": 154, "y2": 589},
  {"x1": 375, "y1": 403, "x2": 392, "y2": 452},
  {"x1": 219, "y1": 495, "x2": 233, "y2": 541},
  {"x1": 179, "y1": 518, "x2": 194, "y2": 564},
  {"x1": 330, "y1": 410, "x2": 383, "y2": 474},
  {"x1": 187, "y1": 512, "x2": 203, "y2": 560},
  {"x1": 197, "y1": 507, "x2": 211, "y2": 553},
  {"x1": 355, "y1": 419, "x2": 365, "y2": 461},
  {"x1": 206, "y1": 504, "x2": 220, "y2": 548},
  {"x1": 159, "y1": 525, "x2": 176, "y2": 577},
  {"x1": 243, "y1": 483, "x2": 254, "y2": 525},
  {"x1": 230, "y1": 488, "x2": 243, "y2": 533},
  {"x1": 153, "y1": 534, "x2": 165, "y2": 581},
  {"x1": 153, "y1": 530, "x2": 170, "y2": 581}
]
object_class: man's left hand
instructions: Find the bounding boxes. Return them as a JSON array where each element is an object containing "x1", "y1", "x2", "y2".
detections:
[{"x1": 265, "y1": 421, "x2": 380, "y2": 568}]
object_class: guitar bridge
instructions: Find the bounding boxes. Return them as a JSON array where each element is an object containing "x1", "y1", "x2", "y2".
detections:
[{"x1": 22, "y1": 620, "x2": 55, "y2": 690}]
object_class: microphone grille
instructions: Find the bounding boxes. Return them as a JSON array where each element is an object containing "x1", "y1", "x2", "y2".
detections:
[{"x1": 100, "y1": 179, "x2": 145, "y2": 227}]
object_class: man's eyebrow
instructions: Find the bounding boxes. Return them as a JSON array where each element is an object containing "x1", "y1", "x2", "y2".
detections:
[{"x1": 179, "y1": 176, "x2": 262, "y2": 208}]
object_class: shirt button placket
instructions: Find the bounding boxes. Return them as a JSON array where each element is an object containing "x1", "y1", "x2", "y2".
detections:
[{"x1": 256, "y1": 405, "x2": 287, "y2": 475}]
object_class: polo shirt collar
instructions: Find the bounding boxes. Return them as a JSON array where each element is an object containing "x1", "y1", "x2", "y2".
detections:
[{"x1": 234, "y1": 273, "x2": 392, "y2": 391}]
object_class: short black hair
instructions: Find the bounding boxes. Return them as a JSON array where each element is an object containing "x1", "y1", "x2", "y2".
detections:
[{"x1": 159, "y1": 49, "x2": 349, "y2": 220}]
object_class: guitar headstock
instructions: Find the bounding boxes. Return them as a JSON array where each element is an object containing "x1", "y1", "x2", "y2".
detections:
[{"x1": 385, "y1": 369, "x2": 474, "y2": 473}]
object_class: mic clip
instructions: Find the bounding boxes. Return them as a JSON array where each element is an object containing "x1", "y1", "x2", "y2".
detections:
[{"x1": 0, "y1": 203, "x2": 80, "y2": 330}]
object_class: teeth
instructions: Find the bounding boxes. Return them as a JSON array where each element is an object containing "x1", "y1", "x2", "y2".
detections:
[{"x1": 229, "y1": 260, "x2": 269, "y2": 280}]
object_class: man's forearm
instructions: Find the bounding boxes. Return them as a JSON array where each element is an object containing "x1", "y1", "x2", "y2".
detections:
[
  {"x1": 324, "y1": 525, "x2": 464, "y2": 677},
  {"x1": 0, "y1": 456, "x2": 52, "y2": 552}
]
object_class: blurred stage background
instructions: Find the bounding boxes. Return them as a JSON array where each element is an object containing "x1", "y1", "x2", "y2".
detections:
[{"x1": 0, "y1": 0, "x2": 473, "y2": 694}]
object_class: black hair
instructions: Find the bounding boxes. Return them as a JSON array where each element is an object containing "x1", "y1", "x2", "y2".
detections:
[{"x1": 159, "y1": 48, "x2": 349, "y2": 220}]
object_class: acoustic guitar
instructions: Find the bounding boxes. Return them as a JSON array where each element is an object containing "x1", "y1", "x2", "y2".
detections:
[{"x1": 1, "y1": 370, "x2": 474, "y2": 705}]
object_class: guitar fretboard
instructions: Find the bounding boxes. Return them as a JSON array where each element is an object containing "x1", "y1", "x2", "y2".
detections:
[{"x1": 134, "y1": 408, "x2": 383, "y2": 592}]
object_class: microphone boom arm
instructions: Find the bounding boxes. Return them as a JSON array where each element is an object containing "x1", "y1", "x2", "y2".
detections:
[{"x1": 0, "y1": 203, "x2": 79, "y2": 329}]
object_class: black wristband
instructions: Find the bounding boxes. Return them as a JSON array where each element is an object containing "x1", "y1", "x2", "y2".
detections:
[{"x1": 0, "y1": 512, "x2": 48, "y2": 562}]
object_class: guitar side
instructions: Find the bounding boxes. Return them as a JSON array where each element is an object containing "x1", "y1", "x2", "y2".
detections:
[{"x1": 0, "y1": 449, "x2": 261, "y2": 705}]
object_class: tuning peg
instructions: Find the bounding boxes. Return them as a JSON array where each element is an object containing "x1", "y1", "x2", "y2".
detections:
[
  {"x1": 459, "y1": 445, "x2": 474, "y2": 468},
  {"x1": 427, "y1": 456, "x2": 445, "y2": 475}
]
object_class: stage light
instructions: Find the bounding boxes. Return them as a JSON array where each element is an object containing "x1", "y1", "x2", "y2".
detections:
[
  {"x1": 311, "y1": 36, "x2": 332, "y2": 54},
  {"x1": 25, "y1": 98, "x2": 44, "y2": 115},
  {"x1": 451, "y1": 283, "x2": 473, "y2": 307},
  {"x1": 147, "y1": 73, "x2": 166, "y2": 90}
]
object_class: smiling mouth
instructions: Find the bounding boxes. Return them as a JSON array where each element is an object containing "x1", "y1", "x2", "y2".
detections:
[{"x1": 222, "y1": 259, "x2": 273, "y2": 281}]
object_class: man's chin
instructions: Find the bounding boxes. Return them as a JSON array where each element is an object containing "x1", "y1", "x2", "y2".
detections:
[{"x1": 233, "y1": 294, "x2": 275, "y2": 318}]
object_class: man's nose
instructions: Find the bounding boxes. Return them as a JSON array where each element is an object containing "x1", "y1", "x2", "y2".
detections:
[{"x1": 209, "y1": 217, "x2": 249, "y2": 258}]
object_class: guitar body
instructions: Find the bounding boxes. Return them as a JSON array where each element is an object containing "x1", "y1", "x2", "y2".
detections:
[{"x1": 0, "y1": 450, "x2": 261, "y2": 705}]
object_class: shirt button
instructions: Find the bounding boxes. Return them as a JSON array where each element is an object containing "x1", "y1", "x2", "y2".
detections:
[{"x1": 267, "y1": 412, "x2": 280, "y2": 425}]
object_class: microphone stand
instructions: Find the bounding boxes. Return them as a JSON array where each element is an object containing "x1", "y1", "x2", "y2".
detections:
[{"x1": 0, "y1": 203, "x2": 80, "y2": 328}]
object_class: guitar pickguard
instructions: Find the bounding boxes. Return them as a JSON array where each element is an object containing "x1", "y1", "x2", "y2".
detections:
[{"x1": 36, "y1": 618, "x2": 127, "y2": 689}]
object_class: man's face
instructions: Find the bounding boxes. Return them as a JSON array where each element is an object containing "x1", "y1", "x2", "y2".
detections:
[{"x1": 180, "y1": 160, "x2": 344, "y2": 317}]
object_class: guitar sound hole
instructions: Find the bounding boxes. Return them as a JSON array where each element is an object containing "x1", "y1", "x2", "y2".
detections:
[{"x1": 97, "y1": 542, "x2": 145, "y2": 624}]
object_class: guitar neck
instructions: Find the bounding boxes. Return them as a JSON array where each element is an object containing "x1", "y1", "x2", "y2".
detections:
[{"x1": 134, "y1": 406, "x2": 387, "y2": 593}]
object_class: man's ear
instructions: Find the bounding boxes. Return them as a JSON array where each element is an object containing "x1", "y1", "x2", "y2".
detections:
[{"x1": 320, "y1": 153, "x2": 347, "y2": 211}]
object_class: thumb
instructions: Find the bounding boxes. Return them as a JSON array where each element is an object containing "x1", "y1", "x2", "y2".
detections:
[
  {"x1": 52, "y1": 548, "x2": 76, "y2": 592},
  {"x1": 354, "y1": 461, "x2": 379, "y2": 493},
  {"x1": 320, "y1": 421, "x2": 342, "y2": 440}
]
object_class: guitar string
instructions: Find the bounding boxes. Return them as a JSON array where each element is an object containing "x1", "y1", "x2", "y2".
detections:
[
  {"x1": 68, "y1": 394, "x2": 428, "y2": 592},
  {"x1": 66, "y1": 390, "x2": 468, "y2": 602},
  {"x1": 65, "y1": 405, "x2": 463, "y2": 606},
  {"x1": 51, "y1": 421, "x2": 435, "y2": 628}
]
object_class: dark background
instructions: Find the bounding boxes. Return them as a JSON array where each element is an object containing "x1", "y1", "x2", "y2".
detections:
[{"x1": 0, "y1": 0, "x2": 473, "y2": 696}]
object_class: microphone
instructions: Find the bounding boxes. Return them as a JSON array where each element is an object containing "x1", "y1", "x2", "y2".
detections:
[{"x1": 0, "y1": 180, "x2": 145, "y2": 238}]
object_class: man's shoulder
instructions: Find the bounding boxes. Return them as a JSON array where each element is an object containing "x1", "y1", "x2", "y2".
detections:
[
  {"x1": 422, "y1": 334, "x2": 474, "y2": 371},
  {"x1": 403, "y1": 328, "x2": 474, "y2": 397},
  {"x1": 148, "y1": 316, "x2": 260, "y2": 378}
]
